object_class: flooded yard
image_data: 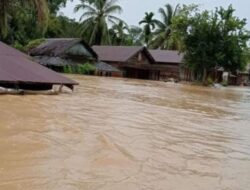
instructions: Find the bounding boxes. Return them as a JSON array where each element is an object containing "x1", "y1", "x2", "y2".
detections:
[{"x1": 0, "y1": 75, "x2": 250, "y2": 190}]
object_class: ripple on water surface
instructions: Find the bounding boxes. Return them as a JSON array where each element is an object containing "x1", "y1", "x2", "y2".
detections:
[{"x1": 0, "y1": 75, "x2": 250, "y2": 190}]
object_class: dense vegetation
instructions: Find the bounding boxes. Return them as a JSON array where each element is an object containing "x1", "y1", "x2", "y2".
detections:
[
  {"x1": 63, "y1": 63, "x2": 96, "y2": 74},
  {"x1": 173, "y1": 5, "x2": 250, "y2": 82},
  {"x1": 0, "y1": 0, "x2": 249, "y2": 83}
]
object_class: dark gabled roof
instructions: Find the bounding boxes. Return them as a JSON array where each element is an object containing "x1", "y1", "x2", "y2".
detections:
[
  {"x1": 33, "y1": 56, "x2": 70, "y2": 66},
  {"x1": 92, "y1": 46, "x2": 155, "y2": 63},
  {"x1": 0, "y1": 41, "x2": 78, "y2": 89},
  {"x1": 95, "y1": 62, "x2": 121, "y2": 72},
  {"x1": 30, "y1": 38, "x2": 98, "y2": 58},
  {"x1": 149, "y1": 50, "x2": 184, "y2": 64},
  {"x1": 33, "y1": 56, "x2": 83, "y2": 66}
]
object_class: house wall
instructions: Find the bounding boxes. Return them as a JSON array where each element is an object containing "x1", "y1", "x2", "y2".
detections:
[
  {"x1": 102, "y1": 51, "x2": 155, "y2": 80},
  {"x1": 207, "y1": 70, "x2": 223, "y2": 83},
  {"x1": 104, "y1": 59, "x2": 182, "y2": 81},
  {"x1": 111, "y1": 72, "x2": 123, "y2": 77},
  {"x1": 153, "y1": 63, "x2": 180, "y2": 81},
  {"x1": 127, "y1": 52, "x2": 151, "y2": 66},
  {"x1": 237, "y1": 73, "x2": 250, "y2": 85},
  {"x1": 125, "y1": 52, "x2": 157, "y2": 80},
  {"x1": 95, "y1": 70, "x2": 123, "y2": 78},
  {"x1": 180, "y1": 67, "x2": 194, "y2": 81},
  {"x1": 149, "y1": 71, "x2": 160, "y2": 80}
]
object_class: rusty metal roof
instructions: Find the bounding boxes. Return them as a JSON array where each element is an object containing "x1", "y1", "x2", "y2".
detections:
[
  {"x1": 0, "y1": 41, "x2": 78, "y2": 89},
  {"x1": 149, "y1": 50, "x2": 184, "y2": 64},
  {"x1": 92, "y1": 46, "x2": 155, "y2": 63},
  {"x1": 30, "y1": 38, "x2": 98, "y2": 58}
]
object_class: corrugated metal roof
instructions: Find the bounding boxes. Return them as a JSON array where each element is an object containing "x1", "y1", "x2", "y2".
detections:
[
  {"x1": 30, "y1": 38, "x2": 98, "y2": 58},
  {"x1": 0, "y1": 41, "x2": 78, "y2": 89},
  {"x1": 92, "y1": 46, "x2": 155, "y2": 63},
  {"x1": 33, "y1": 56, "x2": 81, "y2": 66},
  {"x1": 149, "y1": 50, "x2": 184, "y2": 64}
]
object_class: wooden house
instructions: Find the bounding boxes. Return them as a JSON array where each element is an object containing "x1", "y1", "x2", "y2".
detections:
[
  {"x1": 92, "y1": 46, "x2": 158, "y2": 80},
  {"x1": 30, "y1": 38, "x2": 98, "y2": 72},
  {"x1": 95, "y1": 62, "x2": 123, "y2": 77},
  {"x1": 149, "y1": 50, "x2": 184, "y2": 81}
]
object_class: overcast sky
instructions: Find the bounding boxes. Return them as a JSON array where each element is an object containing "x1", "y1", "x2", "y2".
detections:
[{"x1": 60, "y1": 0, "x2": 250, "y2": 29}]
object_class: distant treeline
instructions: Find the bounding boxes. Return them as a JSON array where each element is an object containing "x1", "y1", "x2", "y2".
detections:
[{"x1": 0, "y1": 0, "x2": 249, "y2": 83}]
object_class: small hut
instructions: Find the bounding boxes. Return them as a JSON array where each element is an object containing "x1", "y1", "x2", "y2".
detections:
[
  {"x1": 95, "y1": 62, "x2": 123, "y2": 77},
  {"x1": 30, "y1": 38, "x2": 98, "y2": 72},
  {"x1": 0, "y1": 41, "x2": 78, "y2": 91}
]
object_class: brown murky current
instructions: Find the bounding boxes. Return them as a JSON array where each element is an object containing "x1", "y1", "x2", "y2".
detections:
[{"x1": 0, "y1": 75, "x2": 250, "y2": 190}]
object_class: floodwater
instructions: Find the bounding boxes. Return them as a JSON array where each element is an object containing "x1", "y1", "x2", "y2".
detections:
[{"x1": 0, "y1": 75, "x2": 250, "y2": 190}]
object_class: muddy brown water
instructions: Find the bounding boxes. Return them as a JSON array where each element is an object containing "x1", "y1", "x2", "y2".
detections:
[{"x1": 0, "y1": 75, "x2": 250, "y2": 190}]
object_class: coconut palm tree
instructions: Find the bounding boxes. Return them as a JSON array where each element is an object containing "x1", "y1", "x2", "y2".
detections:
[
  {"x1": 139, "y1": 12, "x2": 158, "y2": 46},
  {"x1": 128, "y1": 26, "x2": 143, "y2": 45},
  {"x1": 0, "y1": 0, "x2": 48, "y2": 38},
  {"x1": 74, "y1": 0, "x2": 123, "y2": 45},
  {"x1": 109, "y1": 21, "x2": 129, "y2": 45},
  {"x1": 151, "y1": 4, "x2": 180, "y2": 50}
]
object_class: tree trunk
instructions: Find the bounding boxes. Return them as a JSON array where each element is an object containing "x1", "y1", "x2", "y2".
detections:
[{"x1": 202, "y1": 68, "x2": 207, "y2": 85}]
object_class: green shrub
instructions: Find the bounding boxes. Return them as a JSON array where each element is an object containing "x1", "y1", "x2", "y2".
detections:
[
  {"x1": 79, "y1": 64, "x2": 85, "y2": 74},
  {"x1": 76, "y1": 64, "x2": 82, "y2": 74},
  {"x1": 221, "y1": 81, "x2": 228, "y2": 86},
  {"x1": 68, "y1": 65, "x2": 73, "y2": 73},
  {"x1": 63, "y1": 65, "x2": 73, "y2": 74},
  {"x1": 63, "y1": 63, "x2": 95, "y2": 75},
  {"x1": 63, "y1": 65, "x2": 69, "y2": 73},
  {"x1": 207, "y1": 77, "x2": 214, "y2": 85},
  {"x1": 80, "y1": 63, "x2": 96, "y2": 75},
  {"x1": 13, "y1": 42, "x2": 25, "y2": 52}
]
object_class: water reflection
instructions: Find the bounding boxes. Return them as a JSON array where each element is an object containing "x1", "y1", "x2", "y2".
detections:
[{"x1": 0, "y1": 75, "x2": 250, "y2": 190}]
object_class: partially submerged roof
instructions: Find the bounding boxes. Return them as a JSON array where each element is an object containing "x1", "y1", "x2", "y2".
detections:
[
  {"x1": 33, "y1": 56, "x2": 82, "y2": 67},
  {"x1": 149, "y1": 50, "x2": 184, "y2": 64},
  {"x1": 92, "y1": 46, "x2": 155, "y2": 63},
  {"x1": 0, "y1": 41, "x2": 78, "y2": 90},
  {"x1": 30, "y1": 38, "x2": 98, "y2": 59},
  {"x1": 95, "y1": 62, "x2": 121, "y2": 72}
]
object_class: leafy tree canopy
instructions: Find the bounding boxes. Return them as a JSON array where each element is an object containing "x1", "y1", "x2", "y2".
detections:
[
  {"x1": 48, "y1": 0, "x2": 72, "y2": 14},
  {"x1": 173, "y1": 5, "x2": 250, "y2": 82}
]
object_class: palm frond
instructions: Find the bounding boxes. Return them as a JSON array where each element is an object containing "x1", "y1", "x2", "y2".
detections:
[
  {"x1": 104, "y1": 5, "x2": 122, "y2": 15},
  {"x1": 158, "y1": 8, "x2": 168, "y2": 25},
  {"x1": 79, "y1": 11, "x2": 97, "y2": 21},
  {"x1": 75, "y1": 0, "x2": 123, "y2": 45},
  {"x1": 74, "y1": 4, "x2": 96, "y2": 13}
]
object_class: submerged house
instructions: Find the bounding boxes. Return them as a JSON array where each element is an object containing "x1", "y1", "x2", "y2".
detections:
[
  {"x1": 92, "y1": 46, "x2": 158, "y2": 80},
  {"x1": 95, "y1": 62, "x2": 123, "y2": 77},
  {"x1": 236, "y1": 64, "x2": 250, "y2": 85},
  {"x1": 0, "y1": 41, "x2": 78, "y2": 91},
  {"x1": 149, "y1": 50, "x2": 184, "y2": 81},
  {"x1": 93, "y1": 46, "x2": 188, "y2": 81},
  {"x1": 30, "y1": 38, "x2": 98, "y2": 72}
]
